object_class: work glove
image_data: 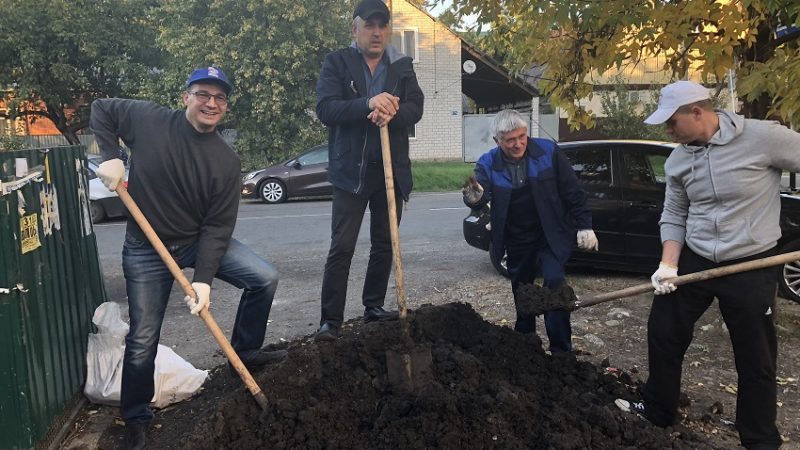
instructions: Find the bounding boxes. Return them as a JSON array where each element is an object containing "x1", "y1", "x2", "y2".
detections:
[
  {"x1": 576, "y1": 229, "x2": 599, "y2": 251},
  {"x1": 651, "y1": 263, "x2": 678, "y2": 295},
  {"x1": 96, "y1": 158, "x2": 125, "y2": 191},
  {"x1": 462, "y1": 176, "x2": 484, "y2": 204},
  {"x1": 184, "y1": 282, "x2": 211, "y2": 315}
]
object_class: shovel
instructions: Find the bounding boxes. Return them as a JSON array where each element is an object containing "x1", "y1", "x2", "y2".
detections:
[
  {"x1": 516, "y1": 250, "x2": 800, "y2": 316},
  {"x1": 379, "y1": 125, "x2": 433, "y2": 393},
  {"x1": 116, "y1": 185, "x2": 269, "y2": 410}
]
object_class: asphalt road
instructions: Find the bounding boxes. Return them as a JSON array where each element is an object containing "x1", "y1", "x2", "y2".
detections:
[{"x1": 92, "y1": 191, "x2": 502, "y2": 369}]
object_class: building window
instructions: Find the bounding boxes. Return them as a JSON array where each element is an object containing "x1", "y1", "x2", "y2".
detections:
[
  {"x1": 392, "y1": 29, "x2": 418, "y2": 62},
  {"x1": 408, "y1": 125, "x2": 416, "y2": 139}
]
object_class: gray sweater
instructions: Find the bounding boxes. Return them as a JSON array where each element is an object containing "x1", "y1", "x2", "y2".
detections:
[{"x1": 660, "y1": 111, "x2": 800, "y2": 262}]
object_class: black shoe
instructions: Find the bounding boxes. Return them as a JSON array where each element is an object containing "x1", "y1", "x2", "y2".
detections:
[
  {"x1": 315, "y1": 322, "x2": 340, "y2": 341},
  {"x1": 364, "y1": 306, "x2": 399, "y2": 322},
  {"x1": 124, "y1": 422, "x2": 148, "y2": 450},
  {"x1": 615, "y1": 399, "x2": 647, "y2": 418},
  {"x1": 238, "y1": 348, "x2": 288, "y2": 370}
]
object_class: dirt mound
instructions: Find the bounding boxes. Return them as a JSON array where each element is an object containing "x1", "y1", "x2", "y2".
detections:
[{"x1": 102, "y1": 303, "x2": 721, "y2": 449}]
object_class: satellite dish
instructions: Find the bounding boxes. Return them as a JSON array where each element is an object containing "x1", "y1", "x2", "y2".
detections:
[{"x1": 462, "y1": 60, "x2": 476, "y2": 74}]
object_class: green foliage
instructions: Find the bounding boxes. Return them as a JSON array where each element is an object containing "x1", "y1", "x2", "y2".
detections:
[
  {"x1": 0, "y1": 0, "x2": 164, "y2": 143},
  {"x1": 412, "y1": 160, "x2": 475, "y2": 192},
  {"x1": 598, "y1": 76, "x2": 667, "y2": 141},
  {"x1": 448, "y1": 0, "x2": 800, "y2": 126},
  {"x1": 0, "y1": 135, "x2": 26, "y2": 152},
  {"x1": 154, "y1": 0, "x2": 354, "y2": 169}
]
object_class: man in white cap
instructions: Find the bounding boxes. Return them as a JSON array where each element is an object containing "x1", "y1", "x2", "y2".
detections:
[{"x1": 615, "y1": 80, "x2": 800, "y2": 450}]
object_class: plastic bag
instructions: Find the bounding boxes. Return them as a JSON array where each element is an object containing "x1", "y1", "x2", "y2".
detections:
[{"x1": 84, "y1": 302, "x2": 208, "y2": 408}]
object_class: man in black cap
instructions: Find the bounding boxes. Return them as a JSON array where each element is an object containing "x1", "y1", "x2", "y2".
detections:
[
  {"x1": 91, "y1": 66, "x2": 284, "y2": 450},
  {"x1": 314, "y1": 0, "x2": 424, "y2": 341}
]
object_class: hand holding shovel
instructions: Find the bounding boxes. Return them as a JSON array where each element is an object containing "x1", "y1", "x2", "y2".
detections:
[
  {"x1": 517, "y1": 250, "x2": 800, "y2": 316},
  {"x1": 115, "y1": 185, "x2": 269, "y2": 410}
]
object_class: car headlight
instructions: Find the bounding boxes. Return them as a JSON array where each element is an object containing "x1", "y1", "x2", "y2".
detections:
[{"x1": 242, "y1": 170, "x2": 263, "y2": 182}]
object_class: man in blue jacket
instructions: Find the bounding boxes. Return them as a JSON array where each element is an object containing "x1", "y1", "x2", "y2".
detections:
[
  {"x1": 463, "y1": 109, "x2": 597, "y2": 353},
  {"x1": 314, "y1": 0, "x2": 424, "y2": 340}
]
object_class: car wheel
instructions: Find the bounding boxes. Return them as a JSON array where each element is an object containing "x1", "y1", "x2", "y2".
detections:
[
  {"x1": 90, "y1": 201, "x2": 106, "y2": 224},
  {"x1": 488, "y1": 242, "x2": 510, "y2": 278},
  {"x1": 778, "y1": 238, "x2": 800, "y2": 304},
  {"x1": 260, "y1": 179, "x2": 287, "y2": 204}
]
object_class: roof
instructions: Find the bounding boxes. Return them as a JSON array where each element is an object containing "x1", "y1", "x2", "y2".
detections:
[
  {"x1": 400, "y1": 0, "x2": 539, "y2": 111},
  {"x1": 461, "y1": 39, "x2": 539, "y2": 111}
]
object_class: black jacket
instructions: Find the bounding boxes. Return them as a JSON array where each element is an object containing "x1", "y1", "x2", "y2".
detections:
[{"x1": 315, "y1": 45, "x2": 424, "y2": 199}]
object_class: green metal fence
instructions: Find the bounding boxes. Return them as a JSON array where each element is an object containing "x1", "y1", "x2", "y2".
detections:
[{"x1": 0, "y1": 146, "x2": 107, "y2": 449}]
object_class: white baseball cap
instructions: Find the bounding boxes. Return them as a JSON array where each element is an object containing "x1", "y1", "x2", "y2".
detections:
[{"x1": 644, "y1": 80, "x2": 710, "y2": 124}]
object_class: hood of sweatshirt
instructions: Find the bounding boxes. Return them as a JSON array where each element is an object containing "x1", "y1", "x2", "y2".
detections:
[
  {"x1": 680, "y1": 110, "x2": 745, "y2": 180},
  {"x1": 683, "y1": 110, "x2": 744, "y2": 153}
]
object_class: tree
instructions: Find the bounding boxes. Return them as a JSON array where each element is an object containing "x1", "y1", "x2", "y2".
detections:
[
  {"x1": 598, "y1": 76, "x2": 667, "y2": 141},
  {"x1": 445, "y1": 0, "x2": 800, "y2": 128},
  {"x1": 153, "y1": 0, "x2": 354, "y2": 169},
  {"x1": 0, "y1": 0, "x2": 164, "y2": 144}
]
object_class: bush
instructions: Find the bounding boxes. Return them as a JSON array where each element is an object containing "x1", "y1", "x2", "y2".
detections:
[{"x1": 0, "y1": 135, "x2": 26, "y2": 152}]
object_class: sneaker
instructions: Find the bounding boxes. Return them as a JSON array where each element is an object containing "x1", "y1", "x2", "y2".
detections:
[{"x1": 615, "y1": 398, "x2": 647, "y2": 418}]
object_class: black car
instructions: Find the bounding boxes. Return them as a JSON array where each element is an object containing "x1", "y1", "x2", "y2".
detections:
[
  {"x1": 241, "y1": 144, "x2": 332, "y2": 203},
  {"x1": 463, "y1": 140, "x2": 800, "y2": 303}
]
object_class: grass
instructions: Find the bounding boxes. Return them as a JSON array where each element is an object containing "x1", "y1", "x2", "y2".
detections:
[{"x1": 412, "y1": 160, "x2": 475, "y2": 192}]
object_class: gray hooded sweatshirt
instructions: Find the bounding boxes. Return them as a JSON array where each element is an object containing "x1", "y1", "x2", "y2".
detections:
[{"x1": 660, "y1": 110, "x2": 800, "y2": 263}]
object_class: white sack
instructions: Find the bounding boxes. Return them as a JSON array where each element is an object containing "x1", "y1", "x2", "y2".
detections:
[{"x1": 84, "y1": 302, "x2": 208, "y2": 408}]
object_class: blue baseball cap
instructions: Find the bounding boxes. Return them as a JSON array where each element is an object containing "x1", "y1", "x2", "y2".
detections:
[{"x1": 185, "y1": 67, "x2": 233, "y2": 95}]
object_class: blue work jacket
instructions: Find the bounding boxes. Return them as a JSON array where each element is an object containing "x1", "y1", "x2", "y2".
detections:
[{"x1": 471, "y1": 138, "x2": 592, "y2": 265}]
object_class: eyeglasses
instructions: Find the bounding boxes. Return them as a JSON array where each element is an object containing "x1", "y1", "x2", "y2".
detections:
[{"x1": 188, "y1": 91, "x2": 228, "y2": 105}]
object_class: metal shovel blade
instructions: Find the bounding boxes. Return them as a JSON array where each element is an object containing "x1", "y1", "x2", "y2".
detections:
[{"x1": 385, "y1": 344, "x2": 433, "y2": 394}]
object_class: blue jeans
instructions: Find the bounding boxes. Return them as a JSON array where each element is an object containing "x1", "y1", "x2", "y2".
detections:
[
  {"x1": 120, "y1": 233, "x2": 278, "y2": 424},
  {"x1": 506, "y1": 241, "x2": 572, "y2": 353}
]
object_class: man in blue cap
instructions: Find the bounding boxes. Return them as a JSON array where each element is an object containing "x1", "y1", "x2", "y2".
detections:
[{"x1": 91, "y1": 66, "x2": 284, "y2": 450}]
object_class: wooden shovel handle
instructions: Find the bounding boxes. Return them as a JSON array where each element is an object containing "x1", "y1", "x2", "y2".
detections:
[
  {"x1": 379, "y1": 126, "x2": 408, "y2": 320},
  {"x1": 115, "y1": 185, "x2": 268, "y2": 410},
  {"x1": 379, "y1": 126, "x2": 417, "y2": 354},
  {"x1": 576, "y1": 250, "x2": 800, "y2": 309}
]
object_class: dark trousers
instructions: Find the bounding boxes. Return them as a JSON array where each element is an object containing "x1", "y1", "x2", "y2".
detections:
[
  {"x1": 507, "y1": 242, "x2": 572, "y2": 353},
  {"x1": 642, "y1": 246, "x2": 780, "y2": 450},
  {"x1": 319, "y1": 165, "x2": 403, "y2": 326}
]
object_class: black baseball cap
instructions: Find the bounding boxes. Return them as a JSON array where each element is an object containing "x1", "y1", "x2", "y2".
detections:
[{"x1": 353, "y1": 0, "x2": 390, "y2": 21}]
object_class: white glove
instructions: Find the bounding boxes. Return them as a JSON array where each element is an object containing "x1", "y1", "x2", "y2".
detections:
[
  {"x1": 184, "y1": 282, "x2": 211, "y2": 315},
  {"x1": 576, "y1": 229, "x2": 599, "y2": 251},
  {"x1": 462, "y1": 176, "x2": 484, "y2": 204},
  {"x1": 651, "y1": 263, "x2": 678, "y2": 295},
  {"x1": 96, "y1": 158, "x2": 125, "y2": 191}
]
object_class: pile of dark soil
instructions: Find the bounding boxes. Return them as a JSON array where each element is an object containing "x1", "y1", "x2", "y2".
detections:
[{"x1": 102, "y1": 303, "x2": 721, "y2": 449}]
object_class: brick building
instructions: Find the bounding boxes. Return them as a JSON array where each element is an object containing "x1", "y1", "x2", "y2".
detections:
[{"x1": 390, "y1": 0, "x2": 539, "y2": 161}]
